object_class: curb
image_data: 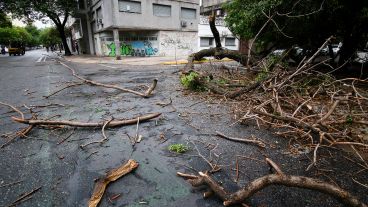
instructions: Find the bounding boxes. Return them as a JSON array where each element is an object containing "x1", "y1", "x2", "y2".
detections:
[{"x1": 162, "y1": 58, "x2": 234, "y2": 65}]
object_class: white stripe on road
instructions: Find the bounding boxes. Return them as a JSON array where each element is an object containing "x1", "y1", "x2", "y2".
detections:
[{"x1": 36, "y1": 56, "x2": 43, "y2": 62}]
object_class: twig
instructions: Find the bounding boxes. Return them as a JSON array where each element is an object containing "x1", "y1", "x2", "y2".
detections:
[
  {"x1": 6, "y1": 186, "x2": 42, "y2": 207},
  {"x1": 0, "y1": 180, "x2": 23, "y2": 188},
  {"x1": 215, "y1": 131, "x2": 266, "y2": 148},
  {"x1": 306, "y1": 143, "x2": 320, "y2": 171},
  {"x1": 156, "y1": 97, "x2": 172, "y2": 107},
  {"x1": 57, "y1": 130, "x2": 75, "y2": 145},
  {"x1": 316, "y1": 100, "x2": 340, "y2": 124},
  {"x1": 85, "y1": 151, "x2": 98, "y2": 160},
  {"x1": 58, "y1": 61, "x2": 157, "y2": 98},
  {"x1": 0, "y1": 101, "x2": 24, "y2": 119},
  {"x1": 352, "y1": 178, "x2": 368, "y2": 189},
  {"x1": 44, "y1": 82, "x2": 83, "y2": 98}
]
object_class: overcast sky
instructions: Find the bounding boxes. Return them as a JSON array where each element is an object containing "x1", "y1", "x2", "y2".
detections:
[{"x1": 12, "y1": 18, "x2": 53, "y2": 29}]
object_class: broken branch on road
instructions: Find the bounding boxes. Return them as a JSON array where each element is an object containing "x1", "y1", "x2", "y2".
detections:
[
  {"x1": 178, "y1": 158, "x2": 367, "y2": 207},
  {"x1": 58, "y1": 61, "x2": 157, "y2": 98},
  {"x1": 88, "y1": 159, "x2": 138, "y2": 207},
  {"x1": 12, "y1": 113, "x2": 161, "y2": 128}
]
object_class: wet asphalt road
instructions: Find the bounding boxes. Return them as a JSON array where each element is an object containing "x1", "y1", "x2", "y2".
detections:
[{"x1": 0, "y1": 50, "x2": 367, "y2": 207}]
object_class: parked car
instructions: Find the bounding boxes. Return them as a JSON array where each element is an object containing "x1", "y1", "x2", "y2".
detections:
[
  {"x1": 8, "y1": 42, "x2": 25, "y2": 56},
  {"x1": 321, "y1": 43, "x2": 342, "y2": 55}
]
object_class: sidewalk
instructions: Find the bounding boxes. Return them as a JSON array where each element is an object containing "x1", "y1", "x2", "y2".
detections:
[
  {"x1": 60, "y1": 52, "x2": 234, "y2": 66},
  {"x1": 62, "y1": 53, "x2": 189, "y2": 66}
]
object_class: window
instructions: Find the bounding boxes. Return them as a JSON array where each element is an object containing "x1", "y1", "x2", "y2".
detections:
[
  {"x1": 225, "y1": 37, "x2": 236, "y2": 46},
  {"x1": 119, "y1": 0, "x2": 141, "y2": 13},
  {"x1": 181, "y1": 7, "x2": 196, "y2": 19},
  {"x1": 96, "y1": 7, "x2": 102, "y2": 19},
  {"x1": 153, "y1": 4, "x2": 171, "y2": 17},
  {"x1": 200, "y1": 37, "x2": 213, "y2": 47}
]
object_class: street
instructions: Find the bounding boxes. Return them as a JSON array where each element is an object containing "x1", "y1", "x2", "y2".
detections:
[{"x1": 0, "y1": 50, "x2": 367, "y2": 207}]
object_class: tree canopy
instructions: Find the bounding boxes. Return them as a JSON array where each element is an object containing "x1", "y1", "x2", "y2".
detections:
[
  {"x1": 0, "y1": 27, "x2": 32, "y2": 46},
  {"x1": 223, "y1": 0, "x2": 368, "y2": 64},
  {"x1": 0, "y1": 12, "x2": 12, "y2": 28},
  {"x1": 39, "y1": 27, "x2": 61, "y2": 47},
  {"x1": 2, "y1": 0, "x2": 79, "y2": 55}
]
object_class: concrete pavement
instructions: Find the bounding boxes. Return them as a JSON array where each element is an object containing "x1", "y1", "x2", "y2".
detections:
[{"x1": 57, "y1": 51, "x2": 234, "y2": 66}]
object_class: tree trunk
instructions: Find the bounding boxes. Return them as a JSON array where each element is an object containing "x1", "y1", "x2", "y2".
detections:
[
  {"x1": 56, "y1": 24, "x2": 72, "y2": 56},
  {"x1": 338, "y1": 34, "x2": 359, "y2": 67},
  {"x1": 209, "y1": 14, "x2": 222, "y2": 48}
]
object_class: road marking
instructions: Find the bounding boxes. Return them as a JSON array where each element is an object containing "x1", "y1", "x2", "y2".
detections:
[
  {"x1": 98, "y1": 64, "x2": 118, "y2": 69},
  {"x1": 36, "y1": 56, "x2": 43, "y2": 62}
]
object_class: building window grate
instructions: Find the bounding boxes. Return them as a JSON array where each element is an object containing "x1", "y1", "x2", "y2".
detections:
[
  {"x1": 119, "y1": 0, "x2": 142, "y2": 13},
  {"x1": 225, "y1": 37, "x2": 236, "y2": 46},
  {"x1": 200, "y1": 37, "x2": 213, "y2": 47},
  {"x1": 181, "y1": 7, "x2": 196, "y2": 19},
  {"x1": 153, "y1": 4, "x2": 171, "y2": 17}
]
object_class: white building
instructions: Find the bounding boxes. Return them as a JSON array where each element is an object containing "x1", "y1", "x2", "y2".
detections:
[
  {"x1": 198, "y1": 0, "x2": 239, "y2": 51},
  {"x1": 198, "y1": 15, "x2": 238, "y2": 51},
  {"x1": 70, "y1": 0, "x2": 200, "y2": 57}
]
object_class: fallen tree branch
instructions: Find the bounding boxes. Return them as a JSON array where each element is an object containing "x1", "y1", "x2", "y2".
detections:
[
  {"x1": 224, "y1": 174, "x2": 366, "y2": 207},
  {"x1": 184, "y1": 48, "x2": 249, "y2": 71},
  {"x1": 178, "y1": 158, "x2": 367, "y2": 207},
  {"x1": 215, "y1": 131, "x2": 266, "y2": 148},
  {"x1": 58, "y1": 61, "x2": 157, "y2": 98},
  {"x1": 12, "y1": 113, "x2": 161, "y2": 128},
  {"x1": 44, "y1": 82, "x2": 83, "y2": 98},
  {"x1": 88, "y1": 159, "x2": 139, "y2": 207}
]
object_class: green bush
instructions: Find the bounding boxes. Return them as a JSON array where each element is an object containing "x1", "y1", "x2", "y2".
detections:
[
  {"x1": 168, "y1": 144, "x2": 189, "y2": 153},
  {"x1": 180, "y1": 71, "x2": 202, "y2": 91}
]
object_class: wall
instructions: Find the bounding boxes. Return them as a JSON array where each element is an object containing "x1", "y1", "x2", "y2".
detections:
[
  {"x1": 95, "y1": 30, "x2": 197, "y2": 57},
  {"x1": 112, "y1": 0, "x2": 199, "y2": 32},
  {"x1": 159, "y1": 31, "x2": 198, "y2": 57},
  {"x1": 98, "y1": 31, "x2": 160, "y2": 57},
  {"x1": 100, "y1": 40, "x2": 160, "y2": 57}
]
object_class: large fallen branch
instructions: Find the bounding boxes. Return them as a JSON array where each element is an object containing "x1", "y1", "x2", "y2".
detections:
[
  {"x1": 88, "y1": 159, "x2": 139, "y2": 207},
  {"x1": 178, "y1": 158, "x2": 367, "y2": 207},
  {"x1": 58, "y1": 61, "x2": 157, "y2": 98},
  {"x1": 185, "y1": 48, "x2": 249, "y2": 71},
  {"x1": 12, "y1": 113, "x2": 161, "y2": 128},
  {"x1": 184, "y1": 13, "x2": 249, "y2": 71}
]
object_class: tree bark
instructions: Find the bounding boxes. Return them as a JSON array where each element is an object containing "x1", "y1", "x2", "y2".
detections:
[
  {"x1": 12, "y1": 113, "x2": 161, "y2": 128},
  {"x1": 209, "y1": 14, "x2": 222, "y2": 48},
  {"x1": 56, "y1": 24, "x2": 72, "y2": 56}
]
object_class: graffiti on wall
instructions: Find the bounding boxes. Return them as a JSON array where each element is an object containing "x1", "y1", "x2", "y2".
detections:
[
  {"x1": 159, "y1": 31, "x2": 197, "y2": 57},
  {"x1": 103, "y1": 40, "x2": 158, "y2": 57},
  {"x1": 107, "y1": 42, "x2": 116, "y2": 57}
]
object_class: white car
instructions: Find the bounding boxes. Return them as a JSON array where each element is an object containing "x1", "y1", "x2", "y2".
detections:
[{"x1": 321, "y1": 43, "x2": 342, "y2": 55}]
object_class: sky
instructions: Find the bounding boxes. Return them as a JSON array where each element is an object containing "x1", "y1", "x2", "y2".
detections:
[{"x1": 12, "y1": 18, "x2": 53, "y2": 29}]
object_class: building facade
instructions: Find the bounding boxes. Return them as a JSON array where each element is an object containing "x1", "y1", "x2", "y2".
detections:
[
  {"x1": 198, "y1": 0, "x2": 239, "y2": 51},
  {"x1": 77, "y1": 0, "x2": 200, "y2": 57}
]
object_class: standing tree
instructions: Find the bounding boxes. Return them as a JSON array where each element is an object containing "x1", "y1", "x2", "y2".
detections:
[
  {"x1": 223, "y1": 0, "x2": 368, "y2": 66},
  {"x1": 2, "y1": 0, "x2": 77, "y2": 56}
]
